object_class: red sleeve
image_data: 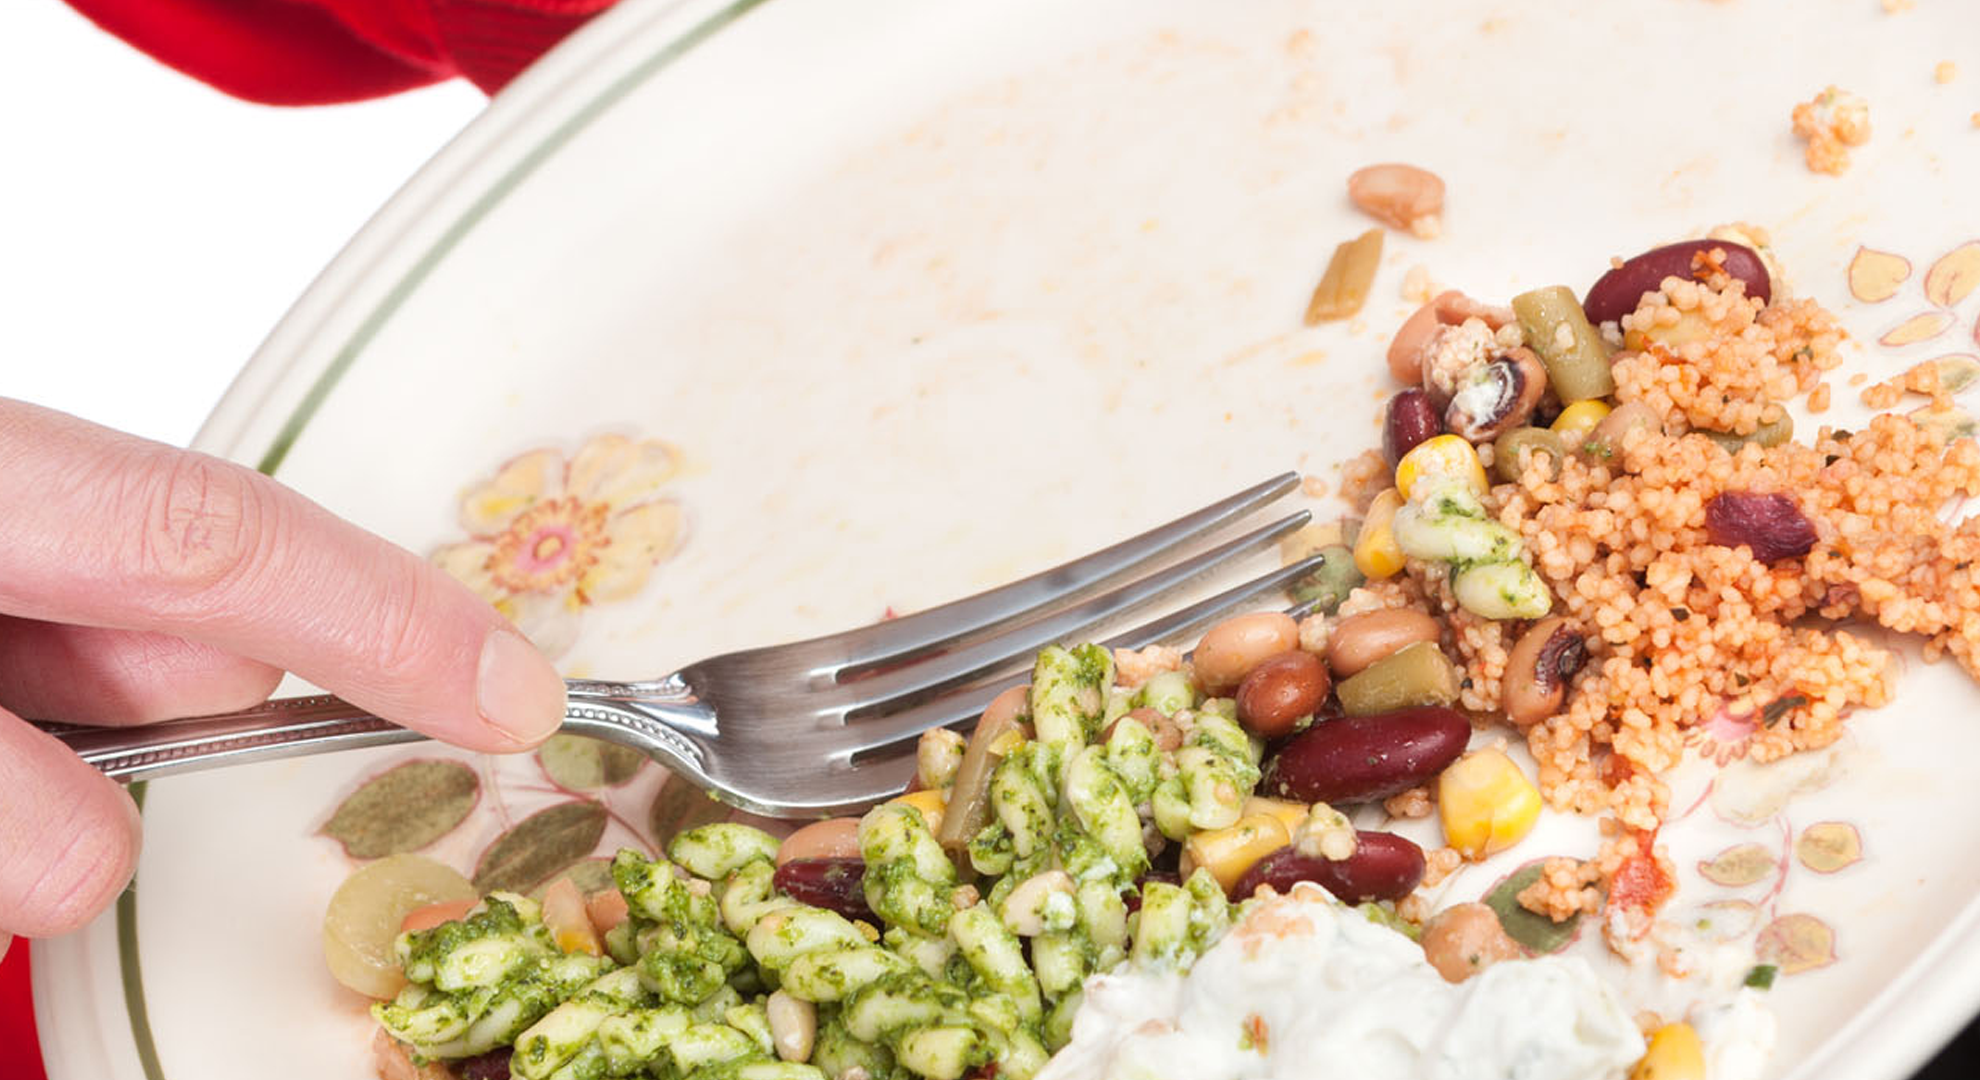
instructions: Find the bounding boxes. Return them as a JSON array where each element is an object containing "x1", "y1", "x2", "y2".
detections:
[{"x1": 62, "y1": 0, "x2": 619, "y2": 105}]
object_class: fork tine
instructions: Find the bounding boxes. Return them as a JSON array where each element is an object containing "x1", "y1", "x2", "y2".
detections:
[
  {"x1": 837, "y1": 551, "x2": 1330, "y2": 759},
  {"x1": 836, "y1": 512, "x2": 1310, "y2": 717},
  {"x1": 804, "y1": 754, "x2": 922, "y2": 816},
  {"x1": 824, "y1": 473, "x2": 1301, "y2": 674}
]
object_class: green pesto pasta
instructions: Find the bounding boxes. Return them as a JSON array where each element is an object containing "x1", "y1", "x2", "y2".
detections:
[{"x1": 364, "y1": 635, "x2": 1281, "y2": 1080}]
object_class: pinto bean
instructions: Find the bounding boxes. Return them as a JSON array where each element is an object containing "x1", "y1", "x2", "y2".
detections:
[
  {"x1": 1583, "y1": 239, "x2": 1772, "y2": 325},
  {"x1": 1260, "y1": 706, "x2": 1470, "y2": 804},
  {"x1": 1387, "y1": 296, "x2": 1447, "y2": 383},
  {"x1": 1434, "y1": 291, "x2": 1516, "y2": 330},
  {"x1": 1235, "y1": 651, "x2": 1331, "y2": 739},
  {"x1": 1580, "y1": 401, "x2": 1659, "y2": 464},
  {"x1": 1502, "y1": 617, "x2": 1587, "y2": 727},
  {"x1": 777, "y1": 818, "x2": 863, "y2": 866},
  {"x1": 1103, "y1": 707, "x2": 1185, "y2": 752},
  {"x1": 1419, "y1": 902, "x2": 1524, "y2": 982},
  {"x1": 1231, "y1": 831, "x2": 1426, "y2": 903},
  {"x1": 1347, "y1": 163, "x2": 1445, "y2": 235},
  {"x1": 1195, "y1": 612, "x2": 1300, "y2": 694},
  {"x1": 1325, "y1": 609, "x2": 1442, "y2": 678}
]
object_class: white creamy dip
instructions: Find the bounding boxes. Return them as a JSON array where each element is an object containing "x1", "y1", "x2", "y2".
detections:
[{"x1": 1039, "y1": 884, "x2": 1646, "y2": 1080}]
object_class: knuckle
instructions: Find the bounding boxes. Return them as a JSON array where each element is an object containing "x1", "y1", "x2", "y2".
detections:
[{"x1": 126, "y1": 453, "x2": 271, "y2": 608}]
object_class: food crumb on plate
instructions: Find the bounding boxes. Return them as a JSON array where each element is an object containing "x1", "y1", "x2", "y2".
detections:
[
  {"x1": 1935, "y1": 60, "x2": 1958, "y2": 85},
  {"x1": 1790, "y1": 86, "x2": 1871, "y2": 175},
  {"x1": 1401, "y1": 263, "x2": 1435, "y2": 302}
]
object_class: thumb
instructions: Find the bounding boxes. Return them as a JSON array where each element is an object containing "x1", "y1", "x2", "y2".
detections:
[{"x1": 0, "y1": 705, "x2": 141, "y2": 938}]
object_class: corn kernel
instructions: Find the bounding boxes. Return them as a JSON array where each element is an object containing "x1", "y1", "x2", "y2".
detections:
[
  {"x1": 1437, "y1": 747, "x2": 1543, "y2": 860},
  {"x1": 986, "y1": 727, "x2": 1028, "y2": 757},
  {"x1": 1623, "y1": 310, "x2": 1714, "y2": 352},
  {"x1": 1395, "y1": 435, "x2": 1488, "y2": 500},
  {"x1": 1181, "y1": 813, "x2": 1292, "y2": 895},
  {"x1": 1630, "y1": 1022, "x2": 1705, "y2": 1080},
  {"x1": 888, "y1": 789, "x2": 948, "y2": 836},
  {"x1": 1353, "y1": 488, "x2": 1407, "y2": 579},
  {"x1": 1550, "y1": 399, "x2": 1612, "y2": 441},
  {"x1": 1242, "y1": 796, "x2": 1310, "y2": 837}
]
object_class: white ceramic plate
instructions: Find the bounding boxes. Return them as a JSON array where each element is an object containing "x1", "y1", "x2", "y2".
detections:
[{"x1": 33, "y1": 1, "x2": 1980, "y2": 1078}]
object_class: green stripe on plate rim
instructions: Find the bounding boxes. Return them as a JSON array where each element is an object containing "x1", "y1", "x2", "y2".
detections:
[{"x1": 114, "y1": 2, "x2": 772, "y2": 1076}]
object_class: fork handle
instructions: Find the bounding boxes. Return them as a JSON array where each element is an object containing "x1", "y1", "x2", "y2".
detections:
[{"x1": 31, "y1": 696, "x2": 429, "y2": 782}]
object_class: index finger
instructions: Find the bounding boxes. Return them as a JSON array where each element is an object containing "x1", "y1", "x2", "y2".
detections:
[{"x1": 0, "y1": 399, "x2": 566, "y2": 751}]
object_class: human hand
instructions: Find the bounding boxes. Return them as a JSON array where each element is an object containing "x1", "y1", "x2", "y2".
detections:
[{"x1": 0, "y1": 399, "x2": 568, "y2": 958}]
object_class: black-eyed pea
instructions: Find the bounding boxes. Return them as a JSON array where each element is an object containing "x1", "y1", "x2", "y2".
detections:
[
  {"x1": 1443, "y1": 347, "x2": 1548, "y2": 444},
  {"x1": 1502, "y1": 617, "x2": 1588, "y2": 727}
]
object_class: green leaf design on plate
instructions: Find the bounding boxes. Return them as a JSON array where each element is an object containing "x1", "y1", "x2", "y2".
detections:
[
  {"x1": 1698, "y1": 842, "x2": 1777, "y2": 887},
  {"x1": 1934, "y1": 354, "x2": 1980, "y2": 394},
  {"x1": 474, "y1": 801, "x2": 609, "y2": 893},
  {"x1": 1483, "y1": 862, "x2": 1583, "y2": 955},
  {"x1": 530, "y1": 856, "x2": 619, "y2": 900},
  {"x1": 538, "y1": 734, "x2": 646, "y2": 791},
  {"x1": 321, "y1": 760, "x2": 478, "y2": 859},
  {"x1": 648, "y1": 777, "x2": 732, "y2": 850},
  {"x1": 1756, "y1": 913, "x2": 1837, "y2": 975},
  {"x1": 1794, "y1": 821, "x2": 1862, "y2": 873}
]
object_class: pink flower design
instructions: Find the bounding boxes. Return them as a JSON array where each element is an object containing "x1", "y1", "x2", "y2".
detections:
[{"x1": 433, "y1": 435, "x2": 685, "y2": 658}]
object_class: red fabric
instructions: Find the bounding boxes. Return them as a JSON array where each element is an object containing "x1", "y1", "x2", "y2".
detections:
[
  {"x1": 0, "y1": 943, "x2": 47, "y2": 1080},
  {"x1": 61, "y1": 0, "x2": 620, "y2": 103}
]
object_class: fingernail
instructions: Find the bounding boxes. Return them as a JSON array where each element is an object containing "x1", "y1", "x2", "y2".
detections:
[{"x1": 476, "y1": 629, "x2": 566, "y2": 745}]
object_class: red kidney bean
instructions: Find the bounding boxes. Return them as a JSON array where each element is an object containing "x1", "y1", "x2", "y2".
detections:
[
  {"x1": 1383, "y1": 388, "x2": 1444, "y2": 465},
  {"x1": 773, "y1": 857, "x2": 874, "y2": 923},
  {"x1": 1259, "y1": 706, "x2": 1470, "y2": 803},
  {"x1": 1704, "y1": 491, "x2": 1816, "y2": 564},
  {"x1": 1235, "y1": 650, "x2": 1331, "y2": 739},
  {"x1": 1125, "y1": 868, "x2": 1184, "y2": 914},
  {"x1": 455, "y1": 1050, "x2": 515, "y2": 1080},
  {"x1": 1232, "y1": 831, "x2": 1426, "y2": 903},
  {"x1": 1583, "y1": 240, "x2": 1771, "y2": 325}
]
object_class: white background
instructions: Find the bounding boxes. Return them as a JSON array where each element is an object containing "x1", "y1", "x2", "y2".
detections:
[{"x1": 2, "y1": 2, "x2": 484, "y2": 446}]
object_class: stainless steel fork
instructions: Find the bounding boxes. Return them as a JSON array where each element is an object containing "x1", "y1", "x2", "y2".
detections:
[{"x1": 34, "y1": 473, "x2": 1328, "y2": 817}]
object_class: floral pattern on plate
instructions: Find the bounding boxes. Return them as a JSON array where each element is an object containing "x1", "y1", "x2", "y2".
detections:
[{"x1": 432, "y1": 434, "x2": 687, "y2": 658}]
